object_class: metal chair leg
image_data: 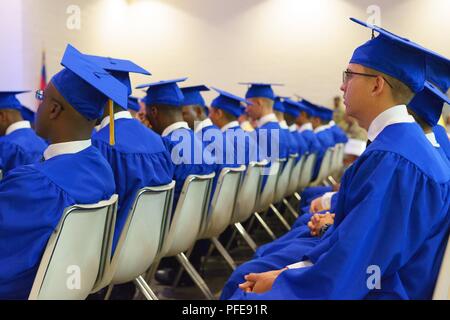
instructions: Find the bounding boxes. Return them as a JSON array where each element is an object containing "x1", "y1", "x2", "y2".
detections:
[
  {"x1": 211, "y1": 237, "x2": 236, "y2": 270},
  {"x1": 253, "y1": 212, "x2": 277, "y2": 240},
  {"x1": 104, "y1": 284, "x2": 114, "y2": 300},
  {"x1": 176, "y1": 253, "x2": 215, "y2": 300},
  {"x1": 134, "y1": 276, "x2": 158, "y2": 300},
  {"x1": 173, "y1": 246, "x2": 194, "y2": 289},
  {"x1": 269, "y1": 204, "x2": 291, "y2": 231},
  {"x1": 282, "y1": 198, "x2": 299, "y2": 219},
  {"x1": 234, "y1": 222, "x2": 257, "y2": 252}
]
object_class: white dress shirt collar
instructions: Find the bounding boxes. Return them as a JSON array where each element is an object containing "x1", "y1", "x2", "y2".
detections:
[
  {"x1": 367, "y1": 105, "x2": 415, "y2": 142},
  {"x1": 314, "y1": 124, "x2": 329, "y2": 134},
  {"x1": 279, "y1": 120, "x2": 289, "y2": 129},
  {"x1": 289, "y1": 124, "x2": 298, "y2": 132},
  {"x1": 425, "y1": 132, "x2": 440, "y2": 148},
  {"x1": 221, "y1": 121, "x2": 240, "y2": 133},
  {"x1": 6, "y1": 121, "x2": 31, "y2": 136},
  {"x1": 194, "y1": 118, "x2": 214, "y2": 134},
  {"x1": 298, "y1": 122, "x2": 313, "y2": 132},
  {"x1": 257, "y1": 113, "x2": 278, "y2": 128},
  {"x1": 44, "y1": 140, "x2": 92, "y2": 161},
  {"x1": 162, "y1": 121, "x2": 190, "y2": 137},
  {"x1": 99, "y1": 111, "x2": 133, "y2": 130}
]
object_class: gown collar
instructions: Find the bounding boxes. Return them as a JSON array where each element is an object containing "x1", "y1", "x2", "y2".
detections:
[
  {"x1": 99, "y1": 111, "x2": 133, "y2": 130},
  {"x1": 194, "y1": 118, "x2": 214, "y2": 134},
  {"x1": 6, "y1": 121, "x2": 31, "y2": 136},
  {"x1": 368, "y1": 105, "x2": 415, "y2": 142},
  {"x1": 44, "y1": 140, "x2": 92, "y2": 161},
  {"x1": 221, "y1": 121, "x2": 240, "y2": 133},
  {"x1": 162, "y1": 121, "x2": 190, "y2": 137},
  {"x1": 257, "y1": 113, "x2": 278, "y2": 128},
  {"x1": 298, "y1": 122, "x2": 313, "y2": 132}
]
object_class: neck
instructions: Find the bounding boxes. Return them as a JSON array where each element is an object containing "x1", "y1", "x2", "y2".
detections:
[
  {"x1": 359, "y1": 100, "x2": 400, "y2": 131},
  {"x1": 160, "y1": 115, "x2": 185, "y2": 134}
]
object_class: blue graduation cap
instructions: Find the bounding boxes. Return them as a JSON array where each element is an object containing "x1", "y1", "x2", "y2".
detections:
[
  {"x1": 408, "y1": 82, "x2": 450, "y2": 127},
  {"x1": 239, "y1": 82, "x2": 283, "y2": 100},
  {"x1": 51, "y1": 44, "x2": 128, "y2": 121},
  {"x1": 349, "y1": 17, "x2": 450, "y2": 93},
  {"x1": 318, "y1": 106, "x2": 334, "y2": 121},
  {"x1": 274, "y1": 96, "x2": 290, "y2": 113},
  {"x1": 283, "y1": 98, "x2": 302, "y2": 118},
  {"x1": 83, "y1": 55, "x2": 151, "y2": 96},
  {"x1": 210, "y1": 87, "x2": 248, "y2": 117},
  {"x1": 426, "y1": 55, "x2": 450, "y2": 94},
  {"x1": 20, "y1": 105, "x2": 36, "y2": 123},
  {"x1": 298, "y1": 99, "x2": 320, "y2": 117},
  {"x1": 181, "y1": 85, "x2": 209, "y2": 107},
  {"x1": 137, "y1": 78, "x2": 187, "y2": 107},
  {"x1": 0, "y1": 91, "x2": 30, "y2": 111},
  {"x1": 127, "y1": 96, "x2": 141, "y2": 112}
]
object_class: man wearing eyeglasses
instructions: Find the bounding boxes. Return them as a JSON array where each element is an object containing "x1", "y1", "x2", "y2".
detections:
[
  {"x1": 0, "y1": 91, "x2": 47, "y2": 175},
  {"x1": 226, "y1": 18, "x2": 450, "y2": 300}
]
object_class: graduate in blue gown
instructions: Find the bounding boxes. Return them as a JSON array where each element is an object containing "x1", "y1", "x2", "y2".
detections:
[
  {"x1": 228, "y1": 18, "x2": 450, "y2": 300},
  {"x1": 295, "y1": 100, "x2": 322, "y2": 155},
  {"x1": 0, "y1": 44, "x2": 127, "y2": 299},
  {"x1": 0, "y1": 91, "x2": 47, "y2": 174},
  {"x1": 273, "y1": 96, "x2": 299, "y2": 159},
  {"x1": 138, "y1": 78, "x2": 216, "y2": 208},
  {"x1": 282, "y1": 99, "x2": 308, "y2": 160},
  {"x1": 209, "y1": 87, "x2": 257, "y2": 167},
  {"x1": 88, "y1": 55, "x2": 174, "y2": 252}
]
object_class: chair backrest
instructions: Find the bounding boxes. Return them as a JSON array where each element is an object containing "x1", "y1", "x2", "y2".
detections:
[
  {"x1": 109, "y1": 182, "x2": 175, "y2": 285},
  {"x1": 433, "y1": 232, "x2": 450, "y2": 300},
  {"x1": 310, "y1": 148, "x2": 333, "y2": 186},
  {"x1": 255, "y1": 159, "x2": 283, "y2": 212},
  {"x1": 274, "y1": 155, "x2": 296, "y2": 203},
  {"x1": 159, "y1": 173, "x2": 215, "y2": 258},
  {"x1": 199, "y1": 166, "x2": 245, "y2": 240},
  {"x1": 0, "y1": 169, "x2": 3, "y2": 181},
  {"x1": 330, "y1": 143, "x2": 344, "y2": 174},
  {"x1": 286, "y1": 155, "x2": 305, "y2": 197},
  {"x1": 230, "y1": 161, "x2": 267, "y2": 224},
  {"x1": 297, "y1": 153, "x2": 317, "y2": 190},
  {"x1": 28, "y1": 195, "x2": 118, "y2": 300}
]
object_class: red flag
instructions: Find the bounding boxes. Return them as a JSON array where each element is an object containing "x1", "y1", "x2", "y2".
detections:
[{"x1": 40, "y1": 51, "x2": 47, "y2": 91}]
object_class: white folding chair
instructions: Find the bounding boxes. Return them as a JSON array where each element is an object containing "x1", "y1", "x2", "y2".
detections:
[
  {"x1": 197, "y1": 166, "x2": 246, "y2": 271},
  {"x1": 28, "y1": 195, "x2": 118, "y2": 300},
  {"x1": 155, "y1": 173, "x2": 216, "y2": 300},
  {"x1": 103, "y1": 181, "x2": 176, "y2": 300},
  {"x1": 310, "y1": 148, "x2": 334, "y2": 186},
  {"x1": 252, "y1": 159, "x2": 283, "y2": 241},
  {"x1": 295, "y1": 153, "x2": 317, "y2": 200},
  {"x1": 229, "y1": 161, "x2": 267, "y2": 252},
  {"x1": 433, "y1": 232, "x2": 450, "y2": 300},
  {"x1": 283, "y1": 154, "x2": 306, "y2": 219},
  {"x1": 269, "y1": 155, "x2": 297, "y2": 231}
]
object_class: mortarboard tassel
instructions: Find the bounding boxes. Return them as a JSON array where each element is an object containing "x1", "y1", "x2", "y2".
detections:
[{"x1": 109, "y1": 99, "x2": 115, "y2": 146}]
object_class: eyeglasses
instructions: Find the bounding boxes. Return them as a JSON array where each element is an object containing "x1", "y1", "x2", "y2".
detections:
[
  {"x1": 35, "y1": 90, "x2": 44, "y2": 101},
  {"x1": 342, "y1": 70, "x2": 393, "y2": 88}
]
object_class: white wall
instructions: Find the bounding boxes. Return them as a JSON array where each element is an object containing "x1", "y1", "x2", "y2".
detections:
[{"x1": 5, "y1": 0, "x2": 450, "y2": 108}]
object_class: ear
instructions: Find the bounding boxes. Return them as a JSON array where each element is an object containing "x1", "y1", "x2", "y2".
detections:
[
  {"x1": 0, "y1": 110, "x2": 7, "y2": 122},
  {"x1": 194, "y1": 106, "x2": 203, "y2": 117},
  {"x1": 48, "y1": 100, "x2": 63, "y2": 120},
  {"x1": 372, "y1": 76, "x2": 385, "y2": 96}
]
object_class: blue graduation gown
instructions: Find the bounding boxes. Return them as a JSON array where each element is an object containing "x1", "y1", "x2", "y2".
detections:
[
  {"x1": 291, "y1": 131, "x2": 308, "y2": 160},
  {"x1": 163, "y1": 128, "x2": 216, "y2": 208},
  {"x1": 233, "y1": 122, "x2": 450, "y2": 300},
  {"x1": 92, "y1": 118, "x2": 174, "y2": 251},
  {"x1": 433, "y1": 125, "x2": 450, "y2": 162},
  {"x1": 330, "y1": 124, "x2": 349, "y2": 144},
  {"x1": 300, "y1": 129, "x2": 322, "y2": 155},
  {"x1": 0, "y1": 128, "x2": 47, "y2": 174},
  {"x1": 0, "y1": 146, "x2": 115, "y2": 300}
]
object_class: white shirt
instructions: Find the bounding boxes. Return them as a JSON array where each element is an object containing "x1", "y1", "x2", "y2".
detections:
[
  {"x1": 321, "y1": 192, "x2": 337, "y2": 210},
  {"x1": 5, "y1": 121, "x2": 31, "y2": 136},
  {"x1": 279, "y1": 120, "x2": 289, "y2": 129},
  {"x1": 367, "y1": 105, "x2": 415, "y2": 142},
  {"x1": 44, "y1": 140, "x2": 92, "y2": 161},
  {"x1": 298, "y1": 122, "x2": 313, "y2": 132},
  {"x1": 287, "y1": 260, "x2": 314, "y2": 270},
  {"x1": 221, "y1": 121, "x2": 240, "y2": 133},
  {"x1": 314, "y1": 124, "x2": 329, "y2": 134},
  {"x1": 162, "y1": 121, "x2": 190, "y2": 138},
  {"x1": 289, "y1": 124, "x2": 298, "y2": 133},
  {"x1": 425, "y1": 132, "x2": 440, "y2": 148},
  {"x1": 257, "y1": 113, "x2": 278, "y2": 128},
  {"x1": 194, "y1": 118, "x2": 214, "y2": 134},
  {"x1": 99, "y1": 111, "x2": 133, "y2": 130}
]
